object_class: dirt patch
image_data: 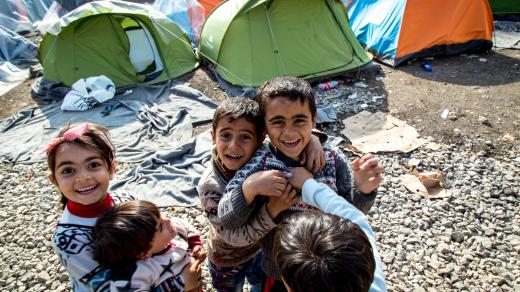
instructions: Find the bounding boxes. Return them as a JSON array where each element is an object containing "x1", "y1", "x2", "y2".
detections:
[{"x1": 1, "y1": 49, "x2": 518, "y2": 156}]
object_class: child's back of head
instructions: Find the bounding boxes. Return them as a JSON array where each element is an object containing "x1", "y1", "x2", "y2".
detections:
[
  {"x1": 93, "y1": 200, "x2": 159, "y2": 268},
  {"x1": 273, "y1": 212, "x2": 375, "y2": 292}
]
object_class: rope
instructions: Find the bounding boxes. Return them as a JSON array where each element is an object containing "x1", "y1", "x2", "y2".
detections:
[{"x1": 264, "y1": 3, "x2": 288, "y2": 75}]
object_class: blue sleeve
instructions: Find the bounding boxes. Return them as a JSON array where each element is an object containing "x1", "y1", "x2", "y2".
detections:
[{"x1": 301, "y1": 179, "x2": 387, "y2": 292}]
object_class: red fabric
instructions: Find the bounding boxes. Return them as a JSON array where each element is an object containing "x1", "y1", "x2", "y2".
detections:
[
  {"x1": 154, "y1": 242, "x2": 175, "y2": 256},
  {"x1": 264, "y1": 277, "x2": 276, "y2": 292},
  {"x1": 67, "y1": 193, "x2": 113, "y2": 218},
  {"x1": 188, "y1": 235, "x2": 203, "y2": 249}
]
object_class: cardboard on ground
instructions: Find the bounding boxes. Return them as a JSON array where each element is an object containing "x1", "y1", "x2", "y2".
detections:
[{"x1": 341, "y1": 111, "x2": 425, "y2": 153}]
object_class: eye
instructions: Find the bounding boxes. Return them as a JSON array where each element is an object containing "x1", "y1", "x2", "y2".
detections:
[
  {"x1": 88, "y1": 161, "x2": 102, "y2": 169},
  {"x1": 60, "y1": 167, "x2": 75, "y2": 175},
  {"x1": 295, "y1": 118, "x2": 307, "y2": 125},
  {"x1": 219, "y1": 132, "x2": 231, "y2": 140},
  {"x1": 240, "y1": 134, "x2": 252, "y2": 141}
]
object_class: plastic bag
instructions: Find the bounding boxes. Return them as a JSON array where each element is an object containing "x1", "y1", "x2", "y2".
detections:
[
  {"x1": 153, "y1": 0, "x2": 205, "y2": 45},
  {"x1": 61, "y1": 75, "x2": 115, "y2": 111}
]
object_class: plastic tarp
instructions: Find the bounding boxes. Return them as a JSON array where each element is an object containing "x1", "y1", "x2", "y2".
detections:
[
  {"x1": 0, "y1": 0, "x2": 54, "y2": 32},
  {"x1": 0, "y1": 25, "x2": 38, "y2": 96}
]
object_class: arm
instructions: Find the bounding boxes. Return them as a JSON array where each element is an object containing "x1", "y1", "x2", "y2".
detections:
[
  {"x1": 218, "y1": 145, "x2": 281, "y2": 228},
  {"x1": 301, "y1": 179, "x2": 387, "y2": 292},
  {"x1": 170, "y1": 217, "x2": 206, "y2": 262},
  {"x1": 200, "y1": 185, "x2": 278, "y2": 247},
  {"x1": 334, "y1": 148, "x2": 377, "y2": 214}
]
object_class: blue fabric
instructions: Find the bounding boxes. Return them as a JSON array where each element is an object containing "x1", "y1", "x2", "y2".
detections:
[{"x1": 347, "y1": 0, "x2": 405, "y2": 63}]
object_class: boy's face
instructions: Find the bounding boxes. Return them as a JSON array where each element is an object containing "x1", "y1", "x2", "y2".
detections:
[
  {"x1": 264, "y1": 96, "x2": 316, "y2": 160},
  {"x1": 148, "y1": 213, "x2": 177, "y2": 255},
  {"x1": 212, "y1": 115, "x2": 260, "y2": 171}
]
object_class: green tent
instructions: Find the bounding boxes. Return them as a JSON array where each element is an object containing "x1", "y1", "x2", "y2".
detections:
[
  {"x1": 488, "y1": 0, "x2": 520, "y2": 14},
  {"x1": 198, "y1": 0, "x2": 372, "y2": 87},
  {"x1": 38, "y1": 0, "x2": 198, "y2": 88}
]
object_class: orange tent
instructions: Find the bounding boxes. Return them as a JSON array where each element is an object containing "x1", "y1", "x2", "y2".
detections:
[
  {"x1": 347, "y1": 0, "x2": 494, "y2": 66},
  {"x1": 198, "y1": 0, "x2": 222, "y2": 17}
]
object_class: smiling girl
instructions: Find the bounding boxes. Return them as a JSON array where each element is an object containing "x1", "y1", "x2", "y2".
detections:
[{"x1": 45, "y1": 123, "x2": 136, "y2": 291}]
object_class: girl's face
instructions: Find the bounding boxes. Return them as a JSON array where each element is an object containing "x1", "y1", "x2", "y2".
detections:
[
  {"x1": 51, "y1": 142, "x2": 115, "y2": 206},
  {"x1": 148, "y1": 213, "x2": 177, "y2": 255}
]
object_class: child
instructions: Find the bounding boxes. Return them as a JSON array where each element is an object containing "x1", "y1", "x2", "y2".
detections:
[
  {"x1": 272, "y1": 167, "x2": 387, "y2": 292},
  {"x1": 46, "y1": 122, "x2": 136, "y2": 291},
  {"x1": 197, "y1": 96, "x2": 326, "y2": 291},
  {"x1": 93, "y1": 200, "x2": 206, "y2": 291},
  {"x1": 217, "y1": 76, "x2": 384, "y2": 281}
]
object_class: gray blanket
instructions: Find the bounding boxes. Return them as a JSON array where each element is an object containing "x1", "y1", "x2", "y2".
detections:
[{"x1": 0, "y1": 80, "x2": 217, "y2": 163}]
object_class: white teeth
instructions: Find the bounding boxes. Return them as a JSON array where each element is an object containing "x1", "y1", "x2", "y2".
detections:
[
  {"x1": 77, "y1": 185, "x2": 96, "y2": 192},
  {"x1": 226, "y1": 154, "x2": 241, "y2": 159},
  {"x1": 283, "y1": 139, "x2": 298, "y2": 144}
]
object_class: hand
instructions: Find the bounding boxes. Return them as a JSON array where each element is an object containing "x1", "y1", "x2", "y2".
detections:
[
  {"x1": 266, "y1": 184, "x2": 299, "y2": 219},
  {"x1": 191, "y1": 245, "x2": 206, "y2": 262},
  {"x1": 352, "y1": 154, "x2": 384, "y2": 195},
  {"x1": 301, "y1": 134, "x2": 326, "y2": 173},
  {"x1": 242, "y1": 170, "x2": 288, "y2": 204},
  {"x1": 182, "y1": 257, "x2": 202, "y2": 292},
  {"x1": 288, "y1": 167, "x2": 313, "y2": 190}
]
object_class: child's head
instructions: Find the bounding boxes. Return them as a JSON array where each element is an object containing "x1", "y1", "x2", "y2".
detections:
[
  {"x1": 273, "y1": 212, "x2": 375, "y2": 292},
  {"x1": 45, "y1": 123, "x2": 116, "y2": 207},
  {"x1": 211, "y1": 96, "x2": 265, "y2": 171},
  {"x1": 94, "y1": 200, "x2": 177, "y2": 268},
  {"x1": 257, "y1": 76, "x2": 317, "y2": 160}
]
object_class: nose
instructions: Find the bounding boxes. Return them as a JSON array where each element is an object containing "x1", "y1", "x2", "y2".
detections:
[{"x1": 75, "y1": 168, "x2": 91, "y2": 182}]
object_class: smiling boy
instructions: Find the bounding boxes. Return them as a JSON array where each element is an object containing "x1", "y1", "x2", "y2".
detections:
[
  {"x1": 217, "y1": 76, "x2": 384, "y2": 282},
  {"x1": 197, "y1": 96, "x2": 326, "y2": 291}
]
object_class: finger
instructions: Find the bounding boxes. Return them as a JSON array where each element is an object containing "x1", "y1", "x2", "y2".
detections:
[
  {"x1": 352, "y1": 158, "x2": 361, "y2": 171},
  {"x1": 300, "y1": 151, "x2": 307, "y2": 165},
  {"x1": 360, "y1": 157, "x2": 380, "y2": 170}
]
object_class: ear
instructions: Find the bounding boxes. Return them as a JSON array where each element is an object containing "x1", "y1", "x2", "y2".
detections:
[
  {"x1": 210, "y1": 130, "x2": 216, "y2": 145},
  {"x1": 109, "y1": 162, "x2": 117, "y2": 179}
]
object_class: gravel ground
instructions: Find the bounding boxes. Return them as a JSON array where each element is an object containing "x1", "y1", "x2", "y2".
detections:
[{"x1": 1, "y1": 141, "x2": 518, "y2": 291}]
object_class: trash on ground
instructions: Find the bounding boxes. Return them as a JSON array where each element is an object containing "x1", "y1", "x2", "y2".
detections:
[
  {"x1": 421, "y1": 63, "x2": 433, "y2": 72},
  {"x1": 348, "y1": 92, "x2": 358, "y2": 99},
  {"x1": 354, "y1": 81, "x2": 368, "y2": 88},
  {"x1": 479, "y1": 58, "x2": 487, "y2": 62},
  {"x1": 424, "y1": 142, "x2": 442, "y2": 151},
  {"x1": 317, "y1": 80, "x2": 340, "y2": 91},
  {"x1": 61, "y1": 75, "x2": 115, "y2": 111},
  {"x1": 441, "y1": 109, "x2": 449, "y2": 119},
  {"x1": 401, "y1": 169, "x2": 451, "y2": 198},
  {"x1": 502, "y1": 133, "x2": 515, "y2": 143},
  {"x1": 341, "y1": 111, "x2": 426, "y2": 153}
]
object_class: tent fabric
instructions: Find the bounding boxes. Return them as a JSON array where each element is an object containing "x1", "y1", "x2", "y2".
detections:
[
  {"x1": 0, "y1": 80, "x2": 216, "y2": 164},
  {"x1": 488, "y1": 0, "x2": 520, "y2": 14},
  {"x1": 38, "y1": 0, "x2": 198, "y2": 88},
  {"x1": 348, "y1": 0, "x2": 494, "y2": 66},
  {"x1": 199, "y1": 0, "x2": 371, "y2": 87}
]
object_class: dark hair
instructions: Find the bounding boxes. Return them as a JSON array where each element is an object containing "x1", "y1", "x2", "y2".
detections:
[
  {"x1": 273, "y1": 212, "x2": 375, "y2": 292},
  {"x1": 212, "y1": 96, "x2": 264, "y2": 141},
  {"x1": 93, "y1": 201, "x2": 159, "y2": 268},
  {"x1": 257, "y1": 76, "x2": 316, "y2": 118},
  {"x1": 46, "y1": 123, "x2": 115, "y2": 209}
]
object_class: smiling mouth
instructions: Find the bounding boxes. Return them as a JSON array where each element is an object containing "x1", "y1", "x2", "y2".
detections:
[
  {"x1": 225, "y1": 154, "x2": 243, "y2": 161},
  {"x1": 76, "y1": 184, "x2": 98, "y2": 194},
  {"x1": 282, "y1": 139, "x2": 300, "y2": 148}
]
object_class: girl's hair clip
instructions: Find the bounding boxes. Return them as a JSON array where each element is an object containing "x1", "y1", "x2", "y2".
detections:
[{"x1": 41, "y1": 123, "x2": 89, "y2": 155}]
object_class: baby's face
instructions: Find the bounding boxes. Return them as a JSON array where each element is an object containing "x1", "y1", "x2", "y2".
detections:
[{"x1": 148, "y1": 213, "x2": 177, "y2": 254}]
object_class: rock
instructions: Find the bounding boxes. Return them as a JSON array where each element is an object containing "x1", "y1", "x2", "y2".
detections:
[{"x1": 451, "y1": 232, "x2": 465, "y2": 243}]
